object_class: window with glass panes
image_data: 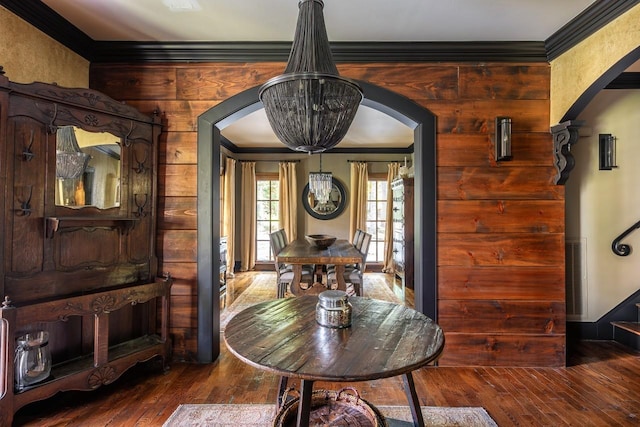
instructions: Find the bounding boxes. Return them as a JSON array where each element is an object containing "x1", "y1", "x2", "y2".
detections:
[
  {"x1": 256, "y1": 175, "x2": 280, "y2": 262},
  {"x1": 366, "y1": 176, "x2": 388, "y2": 263}
]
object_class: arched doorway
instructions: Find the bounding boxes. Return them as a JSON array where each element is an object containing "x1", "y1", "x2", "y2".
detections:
[
  {"x1": 196, "y1": 81, "x2": 436, "y2": 362},
  {"x1": 559, "y1": 46, "x2": 640, "y2": 123}
]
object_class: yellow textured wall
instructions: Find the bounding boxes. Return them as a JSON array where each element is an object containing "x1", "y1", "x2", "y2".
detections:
[
  {"x1": 0, "y1": 7, "x2": 88, "y2": 86},
  {"x1": 550, "y1": 4, "x2": 640, "y2": 124}
]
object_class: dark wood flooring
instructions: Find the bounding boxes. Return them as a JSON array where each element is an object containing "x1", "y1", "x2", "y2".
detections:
[{"x1": 12, "y1": 273, "x2": 640, "y2": 426}]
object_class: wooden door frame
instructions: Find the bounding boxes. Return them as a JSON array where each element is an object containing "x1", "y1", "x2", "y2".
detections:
[{"x1": 196, "y1": 81, "x2": 436, "y2": 363}]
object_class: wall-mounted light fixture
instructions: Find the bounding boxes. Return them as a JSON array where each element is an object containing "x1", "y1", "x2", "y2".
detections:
[
  {"x1": 599, "y1": 133, "x2": 617, "y2": 170},
  {"x1": 495, "y1": 117, "x2": 512, "y2": 161}
]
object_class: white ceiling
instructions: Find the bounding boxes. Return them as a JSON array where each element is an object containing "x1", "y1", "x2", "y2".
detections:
[
  {"x1": 39, "y1": 0, "x2": 599, "y2": 150},
  {"x1": 40, "y1": 0, "x2": 597, "y2": 42},
  {"x1": 222, "y1": 105, "x2": 415, "y2": 149}
]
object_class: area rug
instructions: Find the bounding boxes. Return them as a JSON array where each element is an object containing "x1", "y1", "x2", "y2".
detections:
[
  {"x1": 163, "y1": 403, "x2": 498, "y2": 426},
  {"x1": 220, "y1": 273, "x2": 401, "y2": 331}
]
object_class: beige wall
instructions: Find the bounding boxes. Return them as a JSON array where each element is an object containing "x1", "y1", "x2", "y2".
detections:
[
  {"x1": 0, "y1": 6, "x2": 88, "y2": 86},
  {"x1": 553, "y1": 5, "x2": 640, "y2": 321},
  {"x1": 550, "y1": 4, "x2": 640, "y2": 124},
  {"x1": 235, "y1": 152, "x2": 407, "y2": 243},
  {"x1": 566, "y1": 89, "x2": 640, "y2": 321}
]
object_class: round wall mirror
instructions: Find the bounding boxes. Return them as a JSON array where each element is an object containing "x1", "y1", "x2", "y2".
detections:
[{"x1": 302, "y1": 178, "x2": 347, "y2": 220}]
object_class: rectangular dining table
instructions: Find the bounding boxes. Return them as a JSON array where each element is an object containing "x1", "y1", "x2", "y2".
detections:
[{"x1": 276, "y1": 239, "x2": 363, "y2": 294}]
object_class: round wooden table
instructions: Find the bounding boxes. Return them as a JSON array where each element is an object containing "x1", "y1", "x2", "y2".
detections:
[{"x1": 223, "y1": 296, "x2": 445, "y2": 427}]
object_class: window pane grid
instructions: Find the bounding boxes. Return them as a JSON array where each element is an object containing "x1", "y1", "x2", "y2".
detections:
[
  {"x1": 366, "y1": 178, "x2": 387, "y2": 263},
  {"x1": 256, "y1": 178, "x2": 280, "y2": 262},
  {"x1": 256, "y1": 177, "x2": 386, "y2": 263}
]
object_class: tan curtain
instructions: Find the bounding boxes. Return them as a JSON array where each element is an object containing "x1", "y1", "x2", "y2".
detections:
[
  {"x1": 221, "y1": 157, "x2": 236, "y2": 277},
  {"x1": 382, "y1": 162, "x2": 401, "y2": 272},
  {"x1": 279, "y1": 162, "x2": 298, "y2": 241},
  {"x1": 349, "y1": 162, "x2": 369, "y2": 241},
  {"x1": 239, "y1": 162, "x2": 256, "y2": 271}
]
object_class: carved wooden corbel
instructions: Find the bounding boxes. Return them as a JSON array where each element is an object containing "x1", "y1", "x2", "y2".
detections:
[
  {"x1": 551, "y1": 120, "x2": 584, "y2": 185},
  {"x1": 48, "y1": 103, "x2": 59, "y2": 134}
]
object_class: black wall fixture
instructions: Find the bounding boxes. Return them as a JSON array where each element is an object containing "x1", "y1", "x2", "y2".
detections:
[
  {"x1": 599, "y1": 133, "x2": 617, "y2": 170},
  {"x1": 495, "y1": 117, "x2": 512, "y2": 161}
]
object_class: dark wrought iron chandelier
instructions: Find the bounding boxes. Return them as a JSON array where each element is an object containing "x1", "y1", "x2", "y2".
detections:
[{"x1": 259, "y1": 0, "x2": 363, "y2": 154}]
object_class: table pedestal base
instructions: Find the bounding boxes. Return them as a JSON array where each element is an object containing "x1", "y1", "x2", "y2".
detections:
[{"x1": 276, "y1": 373, "x2": 425, "y2": 427}]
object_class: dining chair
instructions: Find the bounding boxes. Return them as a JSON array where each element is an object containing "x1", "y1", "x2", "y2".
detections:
[
  {"x1": 270, "y1": 229, "x2": 291, "y2": 297},
  {"x1": 352, "y1": 229, "x2": 365, "y2": 251},
  {"x1": 325, "y1": 228, "x2": 366, "y2": 273},
  {"x1": 327, "y1": 231, "x2": 372, "y2": 296},
  {"x1": 270, "y1": 229, "x2": 313, "y2": 297}
]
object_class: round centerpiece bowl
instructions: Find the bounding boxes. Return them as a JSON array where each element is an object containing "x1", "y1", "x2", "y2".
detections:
[{"x1": 305, "y1": 234, "x2": 336, "y2": 250}]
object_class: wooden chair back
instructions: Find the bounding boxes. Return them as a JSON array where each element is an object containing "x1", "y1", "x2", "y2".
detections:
[
  {"x1": 270, "y1": 229, "x2": 288, "y2": 272},
  {"x1": 358, "y1": 232, "x2": 372, "y2": 273},
  {"x1": 352, "y1": 228, "x2": 365, "y2": 249}
]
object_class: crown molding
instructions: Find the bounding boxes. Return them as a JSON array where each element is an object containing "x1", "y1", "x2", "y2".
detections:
[
  {"x1": 545, "y1": 0, "x2": 640, "y2": 61},
  {"x1": 1, "y1": 0, "x2": 636, "y2": 64},
  {"x1": 221, "y1": 137, "x2": 414, "y2": 155},
  {"x1": 89, "y1": 40, "x2": 547, "y2": 63}
]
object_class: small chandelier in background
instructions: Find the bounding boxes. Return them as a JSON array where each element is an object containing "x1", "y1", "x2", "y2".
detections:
[
  {"x1": 309, "y1": 153, "x2": 332, "y2": 204},
  {"x1": 56, "y1": 126, "x2": 90, "y2": 179},
  {"x1": 259, "y1": 0, "x2": 363, "y2": 154}
]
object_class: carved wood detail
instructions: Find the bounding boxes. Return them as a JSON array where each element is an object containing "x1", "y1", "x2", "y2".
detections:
[
  {"x1": 551, "y1": 120, "x2": 584, "y2": 185},
  {"x1": 0, "y1": 74, "x2": 166, "y2": 426}
]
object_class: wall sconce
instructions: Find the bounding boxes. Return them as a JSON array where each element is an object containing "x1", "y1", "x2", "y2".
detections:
[
  {"x1": 495, "y1": 117, "x2": 512, "y2": 161},
  {"x1": 599, "y1": 134, "x2": 617, "y2": 170}
]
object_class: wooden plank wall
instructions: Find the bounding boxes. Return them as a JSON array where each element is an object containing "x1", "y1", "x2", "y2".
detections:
[{"x1": 90, "y1": 61, "x2": 565, "y2": 367}]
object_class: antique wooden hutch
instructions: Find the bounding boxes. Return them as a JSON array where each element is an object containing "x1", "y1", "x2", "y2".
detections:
[{"x1": 0, "y1": 71, "x2": 170, "y2": 426}]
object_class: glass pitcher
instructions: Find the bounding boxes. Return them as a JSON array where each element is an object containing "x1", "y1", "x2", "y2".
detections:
[{"x1": 15, "y1": 331, "x2": 52, "y2": 390}]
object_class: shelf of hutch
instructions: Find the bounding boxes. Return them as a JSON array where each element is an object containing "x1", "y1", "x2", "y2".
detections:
[
  {"x1": 0, "y1": 277, "x2": 172, "y2": 422},
  {"x1": 45, "y1": 216, "x2": 140, "y2": 238},
  {"x1": 391, "y1": 177, "x2": 414, "y2": 300}
]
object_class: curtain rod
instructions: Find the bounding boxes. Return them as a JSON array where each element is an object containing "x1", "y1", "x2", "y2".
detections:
[
  {"x1": 347, "y1": 160, "x2": 401, "y2": 163},
  {"x1": 238, "y1": 159, "x2": 300, "y2": 163}
]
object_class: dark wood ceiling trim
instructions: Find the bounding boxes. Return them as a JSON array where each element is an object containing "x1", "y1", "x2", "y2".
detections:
[
  {"x1": 89, "y1": 41, "x2": 548, "y2": 63},
  {"x1": 605, "y1": 72, "x2": 640, "y2": 90},
  {"x1": 545, "y1": 0, "x2": 640, "y2": 61},
  {"x1": 222, "y1": 135, "x2": 413, "y2": 154},
  {"x1": 224, "y1": 145, "x2": 414, "y2": 155}
]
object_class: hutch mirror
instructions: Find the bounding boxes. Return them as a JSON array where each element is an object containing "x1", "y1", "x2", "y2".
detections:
[{"x1": 55, "y1": 126, "x2": 121, "y2": 209}]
